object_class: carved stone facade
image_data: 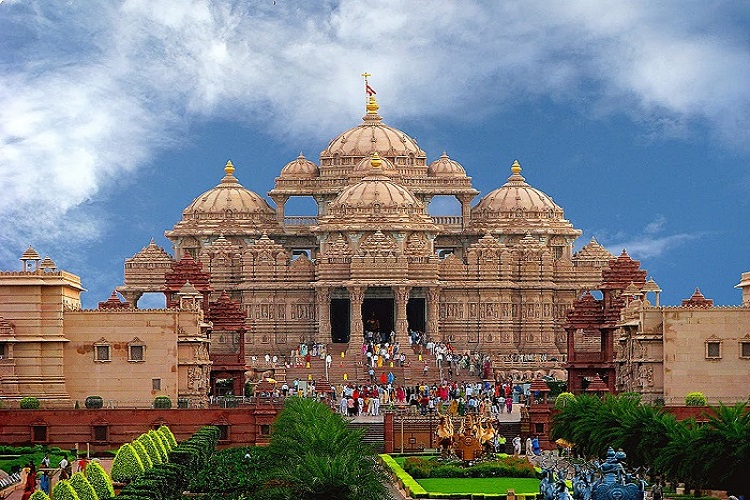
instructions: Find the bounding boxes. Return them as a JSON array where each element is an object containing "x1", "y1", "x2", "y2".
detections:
[{"x1": 117, "y1": 96, "x2": 610, "y2": 372}]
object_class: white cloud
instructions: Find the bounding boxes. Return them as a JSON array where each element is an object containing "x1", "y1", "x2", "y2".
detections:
[
  {"x1": 608, "y1": 233, "x2": 701, "y2": 260},
  {"x1": 1, "y1": 0, "x2": 749, "y2": 248}
]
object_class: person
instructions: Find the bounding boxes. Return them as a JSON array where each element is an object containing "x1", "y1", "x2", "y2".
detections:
[
  {"x1": 21, "y1": 463, "x2": 36, "y2": 500},
  {"x1": 59, "y1": 455, "x2": 70, "y2": 479},
  {"x1": 39, "y1": 470, "x2": 50, "y2": 496},
  {"x1": 512, "y1": 435, "x2": 522, "y2": 456},
  {"x1": 498, "y1": 434, "x2": 507, "y2": 454},
  {"x1": 77, "y1": 455, "x2": 88, "y2": 472},
  {"x1": 652, "y1": 481, "x2": 664, "y2": 500},
  {"x1": 525, "y1": 436, "x2": 533, "y2": 456},
  {"x1": 532, "y1": 436, "x2": 541, "y2": 456},
  {"x1": 40, "y1": 453, "x2": 50, "y2": 468}
]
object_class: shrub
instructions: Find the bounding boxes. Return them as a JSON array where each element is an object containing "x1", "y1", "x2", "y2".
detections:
[
  {"x1": 110, "y1": 443, "x2": 145, "y2": 483},
  {"x1": 429, "y1": 465, "x2": 466, "y2": 478},
  {"x1": 52, "y1": 480, "x2": 80, "y2": 500},
  {"x1": 84, "y1": 460, "x2": 114, "y2": 499},
  {"x1": 157, "y1": 426, "x2": 178, "y2": 449},
  {"x1": 84, "y1": 396, "x2": 103, "y2": 409},
  {"x1": 136, "y1": 434, "x2": 162, "y2": 466},
  {"x1": 69, "y1": 472, "x2": 98, "y2": 500},
  {"x1": 29, "y1": 491, "x2": 50, "y2": 500},
  {"x1": 131, "y1": 441, "x2": 153, "y2": 470},
  {"x1": 20, "y1": 397, "x2": 40, "y2": 409},
  {"x1": 554, "y1": 392, "x2": 576, "y2": 408},
  {"x1": 153, "y1": 396, "x2": 171, "y2": 409},
  {"x1": 146, "y1": 430, "x2": 168, "y2": 462},
  {"x1": 685, "y1": 392, "x2": 707, "y2": 406}
]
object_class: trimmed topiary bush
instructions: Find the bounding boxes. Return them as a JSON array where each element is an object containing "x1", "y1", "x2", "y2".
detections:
[
  {"x1": 153, "y1": 396, "x2": 172, "y2": 409},
  {"x1": 147, "y1": 430, "x2": 169, "y2": 461},
  {"x1": 554, "y1": 391, "x2": 577, "y2": 408},
  {"x1": 29, "y1": 491, "x2": 50, "y2": 500},
  {"x1": 158, "y1": 426, "x2": 178, "y2": 449},
  {"x1": 20, "y1": 397, "x2": 40, "y2": 409},
  {"x1": 84, "y1": 460, "x2": 114, "y2": 499},
  {"x1": 132, "y1": 441, "x2": 153, "y2": 470},
  {"x1": 69, "y1": 472, "x2": 97, "y2": 500},
  {"x1": 52, "y1": 480, "x2": 81, "y2": 500},
  {"x1": 84, "y1": 396, "x2": 103, "y2": 409},
  {"x1": 137, "y1": 434, "x2": 162, "y2": 466},
  {"x1": 110, "y1": 443, "x2": 145, "y2": 483},
  {"x1": 685, "y1": 391, "x2": 707, "y2": 406}
]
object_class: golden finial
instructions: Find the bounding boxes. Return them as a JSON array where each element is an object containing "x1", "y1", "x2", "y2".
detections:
[
  {"x1": 224, "y1": 160, "x2": 235, "y2": 176},
  {"x1": 511, "y1": 160, "x2": 522, "y2": 175},
  {"x1": 370, "y1": 152, "x2": 383, "y2": 169},
  {"x1": 366, "y1": 95, "x2": 380, "y2": 114}
]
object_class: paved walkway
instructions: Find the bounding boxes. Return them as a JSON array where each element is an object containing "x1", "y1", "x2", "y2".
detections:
[{"x1": 348, "y1": 405, "x2": 523, "y2": 424}]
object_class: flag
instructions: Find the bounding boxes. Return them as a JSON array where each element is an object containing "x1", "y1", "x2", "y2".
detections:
[{"x1": 366, "y1": 84, "x2": 376, "y2": 96}]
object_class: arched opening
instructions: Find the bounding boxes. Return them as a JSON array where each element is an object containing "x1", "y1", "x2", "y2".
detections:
[
  {"x1": 285, "y1": 196, "x2": 318, "y2": 216},
  {"x1": 137, "y1": 292, "x2": 166, "y2": 309},
  {"x1": 427, "y1": 195, "x2": 462, "y2": 216}
]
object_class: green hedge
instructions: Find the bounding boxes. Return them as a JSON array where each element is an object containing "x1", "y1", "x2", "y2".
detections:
[
  {"x1": 136, "y1": 434, "x2": 162, "y2": 466},
  {"x1": 403, "y1": 456, "x2": 537, "y2": 479},
  {"x1": 153, "y1": 396, "x2": 171, "y2": 409},
  {"x1": 110, "y1": 443, "x2": 145, "y2": 483},
  {"x1": 380, "y1": 454, "x2": 428, "y2": 498},
  {"x1": 84, "y1": 460, "x2": 114, "y2": 499},
  {"x1": 52, "y1": 480, "x2": 81, "y2": 500},
  {"x1": 131, "y1": 441, "x2": 153, "y2": 470},
  {"x1": 20, "y1": 397, "x2": 40, "y2": 409},
  {"x1": 84, "y1": 396, "x2": 103, "y2": 409},
  {"x1": 146, "y1": 430, "x2": 168, "y2": 461},
  {"x1": 29, "y1": 491, "x2": 50, "y2": 500},
  {"x1": 69, "y1": 472, "x2": 97, "y2": 500},
  {"x1": 157, "y1": 426, "x2": 177, "y2": 449}
]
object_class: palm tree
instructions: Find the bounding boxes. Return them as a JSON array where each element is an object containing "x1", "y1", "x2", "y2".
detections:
[{"x1": 262, "y1": 397, "x2": 393, "y2": 500}]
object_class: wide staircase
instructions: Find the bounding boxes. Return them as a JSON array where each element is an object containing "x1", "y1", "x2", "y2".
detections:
[
  {"x1": 283, "y1": 342, "x2": 486, "y2": 387},
  {"x1": 348, "y1": 419, "x2": 385, "y2": 453}
]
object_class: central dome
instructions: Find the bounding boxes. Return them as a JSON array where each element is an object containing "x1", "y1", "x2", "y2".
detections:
[
  {"x1": 316, "y1": 156, "x2": 436, "y2": 231},
  {"x1": 319, "y1": 96, "x2": 427, "y2": 172}
]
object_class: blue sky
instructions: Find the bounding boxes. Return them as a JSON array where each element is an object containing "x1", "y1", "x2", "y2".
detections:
[{"x1": 1, "y1": 1, "x2": 748, "y2": 309}]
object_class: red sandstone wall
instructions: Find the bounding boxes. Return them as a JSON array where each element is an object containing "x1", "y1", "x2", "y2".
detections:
[{"x1": 0, "y1": 406, "x2": 281, "y2": 450}]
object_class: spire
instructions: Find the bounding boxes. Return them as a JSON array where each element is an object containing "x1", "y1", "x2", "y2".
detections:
[
  {"x1": 511, "y1": 159, "x2": 522, "y2": 175},
  {"x1": 221, "y1": 160, "x2": 237, "y2": 184},
  {"x1": 370, "y1": 152, "x2": 383, "y2": 169},
  {"x1": 361, "y1": 72, "x2": 381, "y2": 119}
]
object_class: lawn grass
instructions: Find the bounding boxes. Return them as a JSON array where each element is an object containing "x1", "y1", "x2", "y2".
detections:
[{"x1": 417, "y1": 477, "x2": 540, "y2": 495}]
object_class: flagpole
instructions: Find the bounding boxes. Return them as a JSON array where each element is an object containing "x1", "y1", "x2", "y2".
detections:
[{"x1": 361, "y1": 72, "x2": 371, "y2": 102}]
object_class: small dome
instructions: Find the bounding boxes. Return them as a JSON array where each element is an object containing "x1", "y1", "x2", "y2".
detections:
[
  {"x1": 428, "y1": 152, "x2": 466, "y2": 177},
  {"x1": 333, "y1": 175, "x2": 420, "y2": 209},
  {"x1": 184, "y1": 160, "x2": 275, "y2": 220},
  {"x1": 471, "y1": 161, "x2": 562, "y2": 223},
  {"x1": 353, "y1": 153, "x2": 398, "y2": 176},
  {"x1": 279, "y1": 153, "x2": 319, "y2": 178}
]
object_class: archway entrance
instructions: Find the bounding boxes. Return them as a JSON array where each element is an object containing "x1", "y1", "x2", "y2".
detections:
[
  {"x1": 407, "y1": 297, "x2": 426, "y2": 333},
  {"x1": 330, "y1": 298, "x2": 350, "y2": 343},
  {"x1": 362, "y1": 298, "x2": 394, "y2": 342}
]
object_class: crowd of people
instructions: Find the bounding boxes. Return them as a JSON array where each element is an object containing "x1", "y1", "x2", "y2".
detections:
[{"x1": 15, "y1": 453, "x2": 90, "y2": 500}]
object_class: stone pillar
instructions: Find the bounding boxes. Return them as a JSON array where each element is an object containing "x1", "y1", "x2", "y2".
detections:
[
  {"x1": 119, "y1": 290, "x2": 143, "y2": 309},
  {"x1": 393, "y1": 286, "x2": 411, "y2": 343},
  {"x1": 458, "y1": 195, "x2": 473, "y2": 229},
  {"x1": 426, "y1": 287, "x2": 440, "y2": 340},
  {"x1": 383, "y1": 411, "x2": 395, "y2": 453},
  {"x1": 348, "y1": 286, "x2": 365, "y2": 340},
  {"x1": 270, "y1": 195, "x2": 288, "y2": 225},
  {"x1": 316, "y1": 287, "x2": 332, "y2": 343}
]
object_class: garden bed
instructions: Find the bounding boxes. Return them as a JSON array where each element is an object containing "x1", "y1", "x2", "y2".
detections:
[{"x1": 381, "y1": 454, "x2": 540, "y2": 499}]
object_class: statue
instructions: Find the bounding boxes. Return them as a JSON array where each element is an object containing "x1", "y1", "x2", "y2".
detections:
[{"x1": 435, "y1": 413, "x2": 455, "y2": 459}]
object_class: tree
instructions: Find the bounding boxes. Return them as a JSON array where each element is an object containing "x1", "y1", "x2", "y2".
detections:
[
  {"x1": 84, "y1": 461, "x2": 115, "y2": 499},
  {"x1": 262, "y1": 397, "x2": 393, "y2": 500},
  {"x1": 69, "y1": 472, "x2": 98, "y2": 500},
  {"x1": 110, "y1": 443, "x2": 145, "y2": 483}
]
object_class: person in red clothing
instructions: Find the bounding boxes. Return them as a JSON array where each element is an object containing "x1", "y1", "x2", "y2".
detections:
[{"x1": 21, "y1": 463, "x2": 36, "y2": 500}]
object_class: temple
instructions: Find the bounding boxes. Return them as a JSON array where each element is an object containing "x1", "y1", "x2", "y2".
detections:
[
  {"x1": 1, "y1": 86, "x2": 748, "y2": 409},
  {"x1": 116, "y1": 93, "x2": 611, "y2": 378}
]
